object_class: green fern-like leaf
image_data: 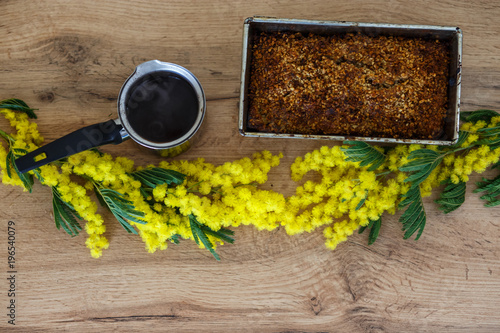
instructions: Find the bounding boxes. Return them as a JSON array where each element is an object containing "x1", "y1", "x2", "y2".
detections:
[
  {"x1": 0, "y1": 128, "x2": 11, "y2": 143},
  {"x1": 6, "y1": 149, "x2": 34, "y2": 192},
  {"x1": 168, "y1": 234, "x2": 181, "y2": 244},
  {"x1": 487, "y1": 138, "x2": 500, "y2": 150},
  {"x1": 435, "y1": 180, "x2": 466, "y2": 214},
  {"x1": 440, "y1": 131, "x2": 469, "y2": 151},
  {"x1": 52, "y1": 188, "x2": 82, "y2": 237},
  {"x1": 5, "y1": 151, "x2": 14, "y2": 179},
  {"x1": 475, "y1": 136, "x2": 500, "y2": 150},
  {"x1": 398, "y1": 186, "x2": 426, "y2": 240},
  {"x1": 0, "y1": 98, "x2": 37, "y2": 119},
  {"x1": 131, "y1": 167, "x2": 186, "y2": 188},
  {"x1": 460, "y1": 109, "x2": 499, "y2": 122},
  {"x1": 355, "y1": 197, "x2": 366, "y2": 211},
  {"x1": 189, "y1": 214, "x2": 234, "y2": 261},
  {"x1": 94, "y1": 186, "x2": 146, "y2": 234},
  {"x1": 341, "y1": 141, "x2": 386, "y2": 171},
  {"x1": 358, "y1": 216, "x2": 382, "y2": 245},
  {"x1": 399, "y1": 149, "x2": 444, "y2": 188},
  {"x1": 460, "y1": 109, "x2": 499, "y2": 123},
  {"x1": 477, "y1": 126, "x2": 500, "y2": 138},
  {"x1": 474, "y1": 174, "x2": 500, "y2": 208}
]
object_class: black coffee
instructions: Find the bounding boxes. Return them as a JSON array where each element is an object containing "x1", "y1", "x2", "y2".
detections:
[{"x1": 125, "y1": 71, "x2": 199, "y2": 143}]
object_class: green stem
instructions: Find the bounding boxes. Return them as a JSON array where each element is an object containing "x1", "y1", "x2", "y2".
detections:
[
  {"x1": 186, "y1": 180, "x2": 205, "y2": 191},
  {"x1": 446, "y1": 146, "x2": 472, "y2": 156},
  {"x1": 0, "y1": 128, "x2": 14, "y2": 143},
  {"x1": 352, "y1": 171, "x2": 391, "y2": 182},
  {"x1": 375, "y1": 171, "x2": 392, "y2": 178},
  {"x1": 187, "y1": 182, "x2": 258, "y2": 196}
]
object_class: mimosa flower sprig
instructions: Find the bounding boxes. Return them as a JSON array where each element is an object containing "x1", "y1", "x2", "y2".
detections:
[
  {"x1": 342, "y1": 109, "x2": 500, "y2": 243},
  {"x1": 1, "y1": 98, "x2": 500, "y2": 259}
]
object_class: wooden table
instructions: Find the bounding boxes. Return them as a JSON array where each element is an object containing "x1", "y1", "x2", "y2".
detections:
[{"x1": 1, "y1": 1, "x2": 500, "y2": 331}]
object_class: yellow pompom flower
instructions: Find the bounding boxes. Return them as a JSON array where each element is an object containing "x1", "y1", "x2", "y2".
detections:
[{"x1": 4, "y1": 101, "x2": 500, "y2": 259}]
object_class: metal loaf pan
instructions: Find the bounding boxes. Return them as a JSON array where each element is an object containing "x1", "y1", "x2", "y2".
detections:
[{"x1": 238, "y1": 17, "x2": 462, "y2": 145}]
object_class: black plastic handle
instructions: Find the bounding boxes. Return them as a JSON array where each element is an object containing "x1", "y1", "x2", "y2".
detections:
[{"x1": 15, "y1": 120, "x2": 125, "y2": 174}]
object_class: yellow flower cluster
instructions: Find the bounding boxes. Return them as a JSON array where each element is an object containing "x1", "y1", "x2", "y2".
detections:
[
  {"x1": 445, "y1": 117, "x2": 500, "y2": 183},
  {"x1": 0, "y1": 108, "x2": 43, "y2": 188},
  {"x1": 401, "y1": 118, "x2": 500, "y2": 198},
  {"x1": 45, "y1": 148, "x2": 287, "y2": 256},
  {"x1": 0, "y1": 108, "x2": 111, "y2": 257},
  {"x1": 0, "y1": 108, "x2": 44, "y2": 148},
  {"x1": 288, "y1": 145, "x2": 407, "y2": 250},
  {"x1": 0, "y1": 105, "x2": 287, "y2": 257},
  {"x1": 2, "y1": 103, "x2": 500, "y2": 259},
  {"x1": 157, "y1": 151, "x2": 285, "y2": 232},
  {"x1": 39, "y1": 163, "x2": 109, "y2": 258}
]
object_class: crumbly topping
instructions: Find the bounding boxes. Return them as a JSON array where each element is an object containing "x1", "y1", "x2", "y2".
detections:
[{"x1": 247, "y1": 32, "x2": 450, "y2": 139}]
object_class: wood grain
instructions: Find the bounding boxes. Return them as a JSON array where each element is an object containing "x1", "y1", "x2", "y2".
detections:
[{"x1": 1, "y1": 0, "x2": 500, "y2": 331}]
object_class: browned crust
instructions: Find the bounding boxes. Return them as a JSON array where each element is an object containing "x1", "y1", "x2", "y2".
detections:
[{"x1": 247, "y1": 32, "x2": 450, "y2": 139}]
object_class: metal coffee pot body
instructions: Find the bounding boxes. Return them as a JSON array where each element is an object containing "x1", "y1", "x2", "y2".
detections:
[{"x1": 15, "y1": 60, "x2": 206, "y2": 173}]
